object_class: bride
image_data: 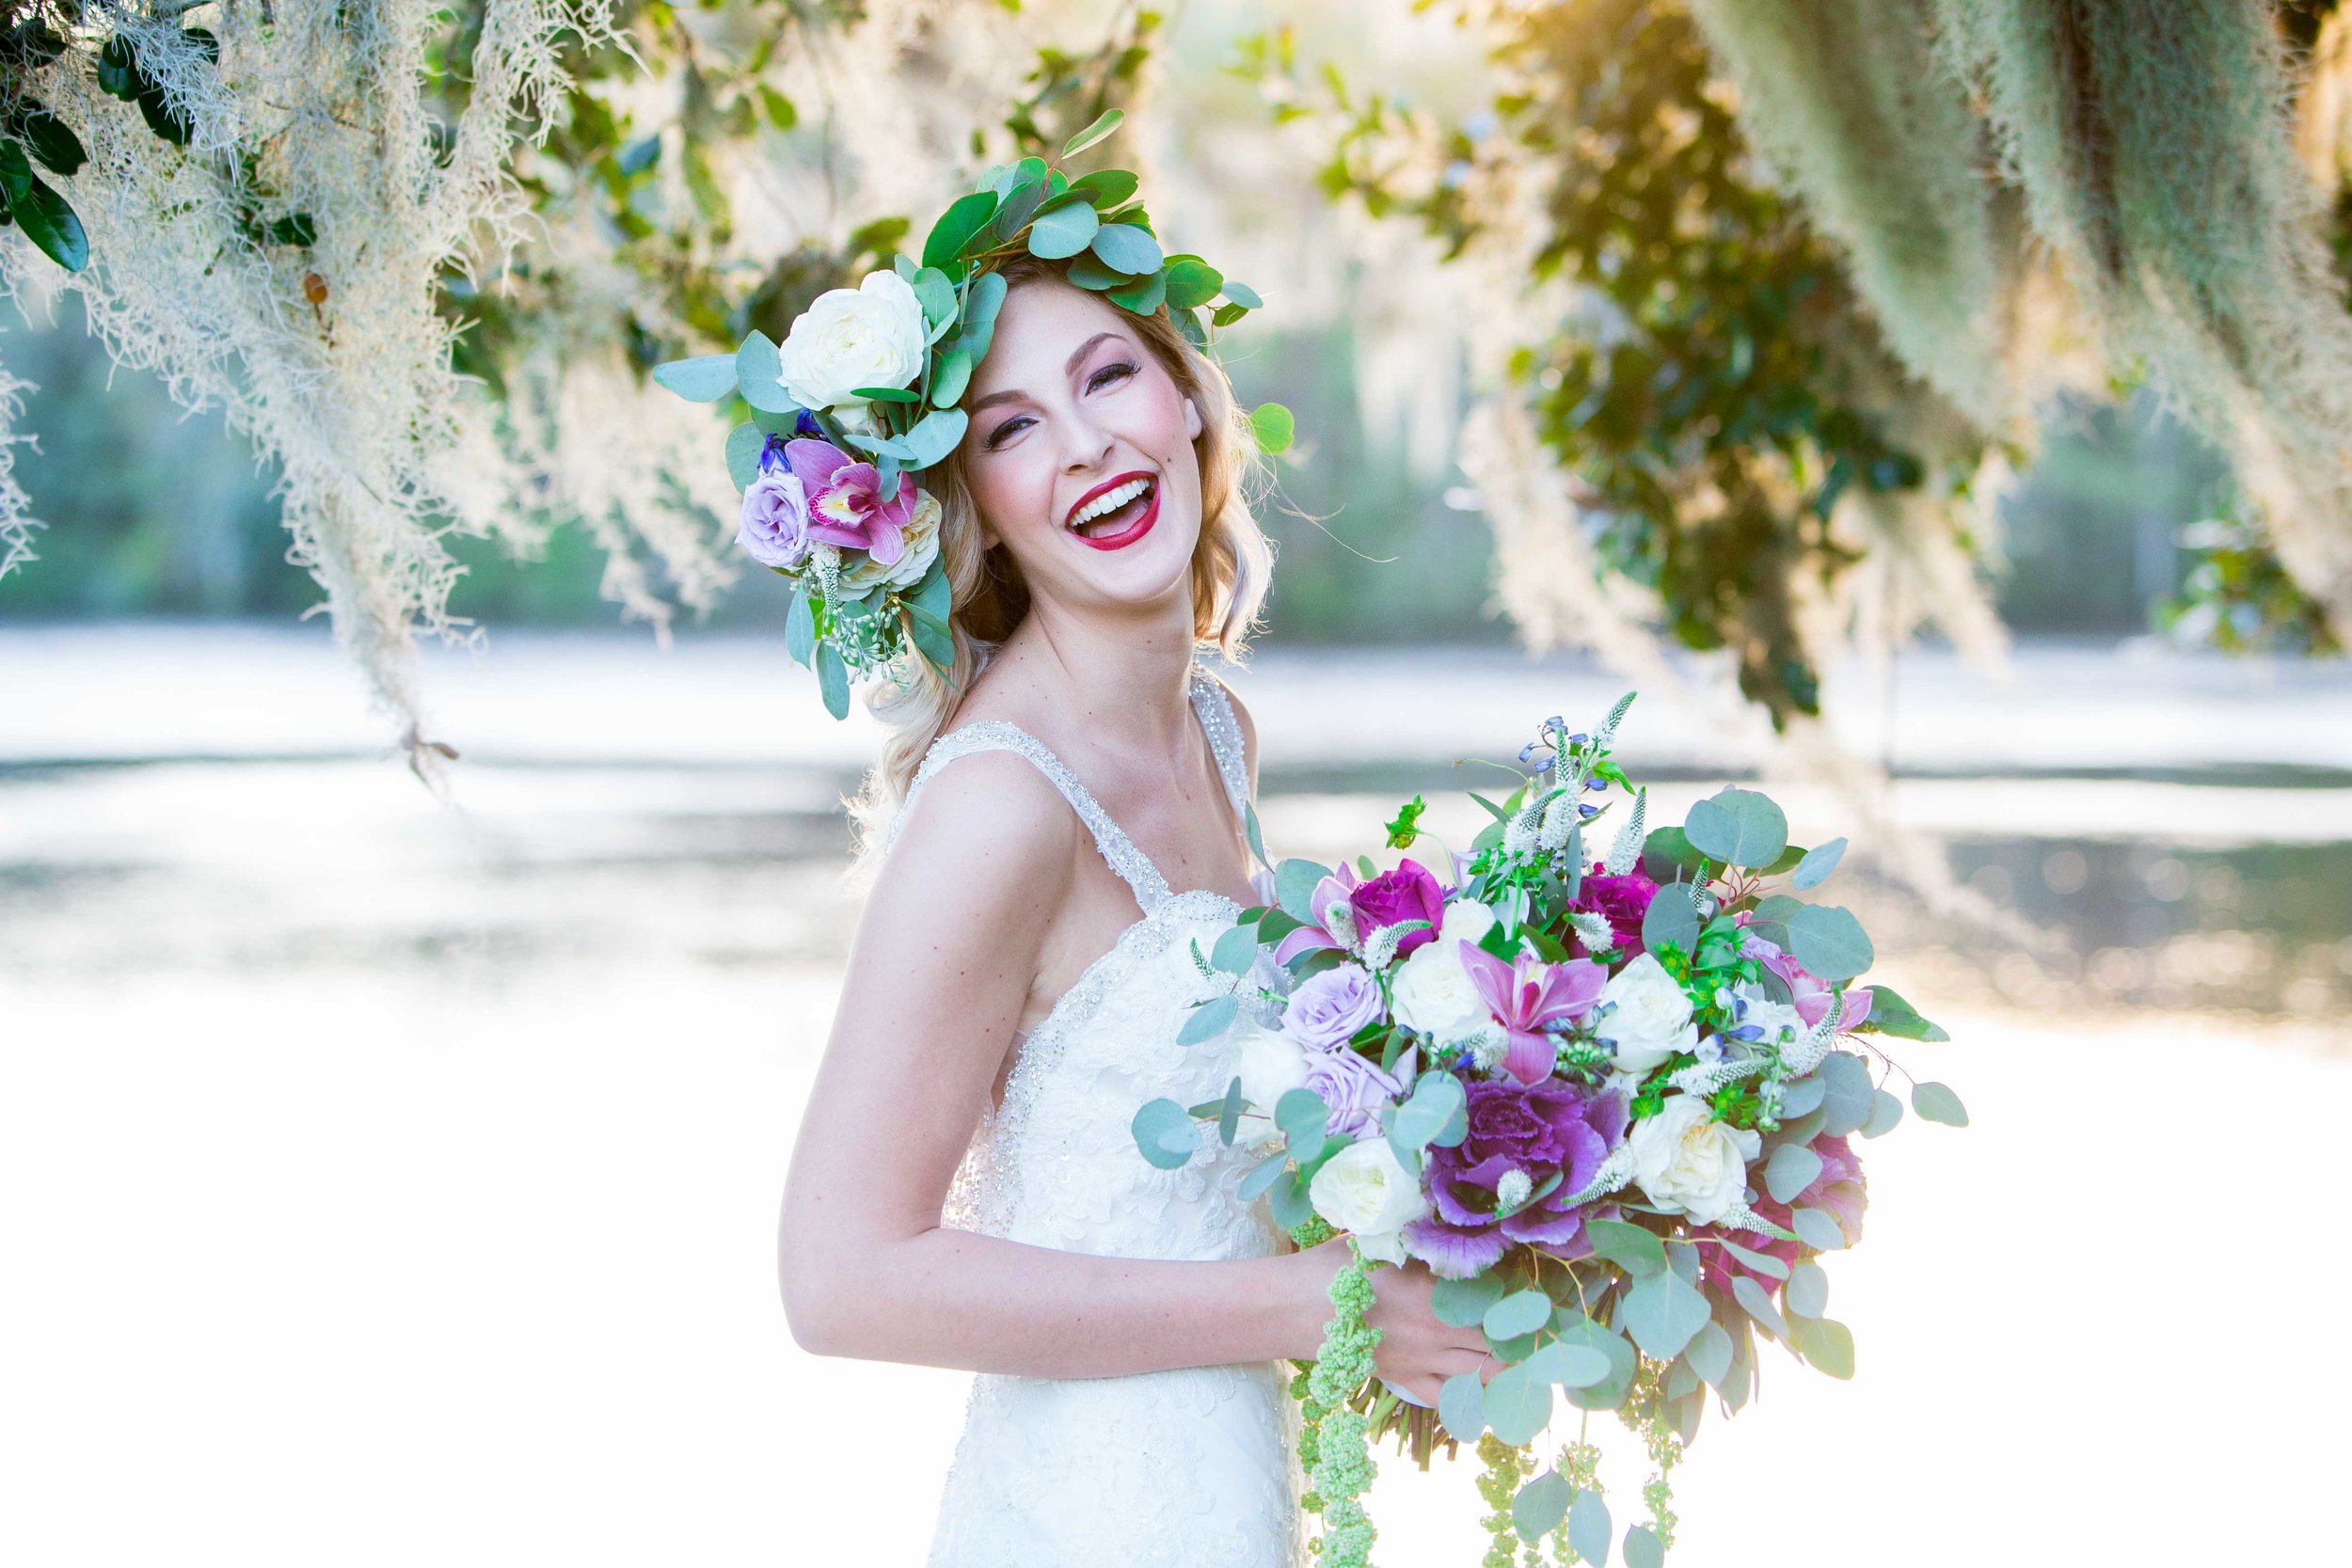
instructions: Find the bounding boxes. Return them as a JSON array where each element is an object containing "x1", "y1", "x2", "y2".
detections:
[{"x1": 774, "y1": 250, "x2": 1492, "y2": 1565}]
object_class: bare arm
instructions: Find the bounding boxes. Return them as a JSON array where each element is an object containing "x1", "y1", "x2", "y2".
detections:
[{"x1": 778, "y1": 738, "x2": 1491, "y2": 1398}]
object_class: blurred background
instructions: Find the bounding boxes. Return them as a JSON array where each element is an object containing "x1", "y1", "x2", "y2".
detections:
[{"x1": 3, "y1": 1, "x2": 2348, "y2": 1564}]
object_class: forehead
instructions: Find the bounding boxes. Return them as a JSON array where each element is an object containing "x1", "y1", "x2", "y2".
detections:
[{"x1": 967, "y1": 277, "x2": 1136, "y2": 395}]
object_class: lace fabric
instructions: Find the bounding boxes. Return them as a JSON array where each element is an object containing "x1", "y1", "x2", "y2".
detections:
[{"x1": 879, "y1": 663, "x2": 1304, "y2": 1568}]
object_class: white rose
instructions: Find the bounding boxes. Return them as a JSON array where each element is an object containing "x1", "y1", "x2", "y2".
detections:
[
  {"x1": 1227, "y1": 1018, "x2": 1310, "y2": 1148},
  {"x1": 1628, "y1": 1094, "x2": 1762, "y2": 1226},
  {"x1": 776, "y1": 270, "x2": 930, "y2": 413},
  {"x1": 1388, "y1": 901, "x2": 1499, "y2": 1039},
  {"x1": 1307, "y1": 1138, "x2": 1429, "y2": 1262},
  {"x1": 1595, "y1": 952, "x2": 1698, "y2": 1073},
  {"x1": 839, "y1": 488, "x2": 943, "y2": 593}
]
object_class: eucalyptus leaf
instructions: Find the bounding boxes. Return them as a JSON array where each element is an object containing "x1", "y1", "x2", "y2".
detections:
[
  {"x1": 1786, "y1": 904, "x2": 1874, "y2": 983},
  {"x1": 1639, "y1": 879, "x2": 1701, "y2": 958},
  {"x1": 1237, "y1": 1151, "x2": 1289, "y2": 1202},
  {"x1": 1210, "y1": 924, "x2": 1261, "y2": 975},
  {"x1": 1060, "y1": 107, "x2": 1125, "y2": 159},
  {"x1": 1791, "y1": 836, "x2": 1848, "y2": 889},
  {"x1": 923, "y1": 190, "x2": 999, "y2": 270},
  {"x1": 1438, "y1": 1370, "x2": 1486, "y2": 1443},
  {"x1": 1642, "y1": 826, "x2": 1706, "y2": 882},
  {"x1": 1686, "y1": 1321, "x2": 1733, "y2": 1387},
  {"x1": 929, "y1": 348, "x2": 974, "y2": 408},
  {"x1": 1913, "y1": 1081, "x2": 1969, "y2": 1126},
  {"x1": 1514, "y1": 1469, "x2": 1573, "y2": 1544},
  {"x1": 814, "y1": 641, "x2": 850, "y2": 720},
  {"x1": 1773, "y1": 1071, "x2": 1827, "y2": 1119},
  {"x1": 784, "y1": 590, "x2": 816, "y2": 667},
  {"x1": 899, "y1": 408, "x2": 969, "y2": 468},
  {"x1": 1860, "y1": 1087, "x2": 1905, "y2": 1138},
  {"x1": 909, "y1": 608, "x2": 954, "y2": 675},
  {"x1": 1790, "y1": 1206, "x2": 1848, "y2": 1252},
  {"x1": 1268, "y1": 1167, "x2": 1313, "y2": 1229},
  {"x1": 1793, "y1": 1314, "x2": 1856, "y2": 1378},
  {"x1": 1569, "y1": 1490, "x2": 1612, "y2": 1568},
  {"x1": 724, "y1": 423, "x2": 764, "y2": 492},
  {"x1": 1818, "y1": 1050, "x2": 1877, "y2": 1136},
  {"x1": 1483, "y1": 1289, "x2": 1554, "y2": 1343},
  {"x1": 1068, "y1": 168, "x2": 1139, "y2": 208},
  {"x1": 1130, "y1": 1098, "x2": 1199, "y2": 1169},
  {"x1": 653, "y1": 354, "x2": 739, "y2": 403},
  {"x1": 1585, "y1": 1218, "x2": 1667, "y2": 1278},
  {"x1": 1176, "y1": 994, "x2": 1238, "y2": 1046},
  {"x1": 1430, "y1": 1274, "x2": 1505, "y2": 1329},
  {"x1": 1855, "y1": 984, "x2": 1949, "y2": 1042},
  {"x1": 1717, "y1": 1238, "x2": 1790, "y2": 1280},
  {"x1": 1732, "y1": 1275, "x2": 1789, "y2": 1340},
  {"x1": 735, "y1": 332, "x2": 795, "y2": 414},
  {"x1": 1519, "y1": 1338, "x2": 1613, "y2": 1389},
  {"x1": 1026, "y1": 200, "x2": 1100, "y2": 260},
  {"x1": 1274, "y1": 859, "x2": 1333, "y2": 924},
  {"x1": 1106, "y1": 267, "x2": 1167, "y2": 314},
  {"x1": 1786, "y1": 1259, "x2": 1830, "y2": 1319},
  {"x1": 1480, "y1": 1363, "x2": 1553, "y2": 1446},
  {"x1": 1558, "y1": 1317, "x2": 1639, "y2": 1411},
  {"x1": 1682, "y1": 786, "x2": 1788, "y2": 868},
  {"x1": 1164, "y1": 256, "x2": 1224, "y2": 310},
  {"x1": 1089, "y1": 221, "x2": 1163, "y2": 275},
  {"x1": 1274, "y1": 1087, "x2": 1330, "y2": 1152},
  {"x1": 1625, "y1": 1524, "x2": 1665, "y2": 1568},
  {"x1": 1763, "y1": 1142, "x2": 1824, "y2": 1204},
  {"x1": 1618, "y1": 1265, "x2": 1711, "y2": 1361}
]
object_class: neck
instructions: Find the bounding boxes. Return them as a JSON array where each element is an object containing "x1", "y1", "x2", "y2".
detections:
[{"x1": 995, "y1": 596, "x2": 1202, "y2": 762}]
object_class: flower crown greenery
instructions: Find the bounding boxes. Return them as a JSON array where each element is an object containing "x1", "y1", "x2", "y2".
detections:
[{"x1": 651, "y1": 110, "x2": 1293, "y2": 720}]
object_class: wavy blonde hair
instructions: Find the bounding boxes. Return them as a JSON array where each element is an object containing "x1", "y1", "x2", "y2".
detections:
[{"x1": 841, "y1": 255, "x2": 1276, "y2": 891}]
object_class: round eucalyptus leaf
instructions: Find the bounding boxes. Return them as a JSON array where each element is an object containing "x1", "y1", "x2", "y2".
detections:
[
  {"x1": 1438, "y1": 1370, "x2": 1486, "y2": 1443},
  {"x1": 1685, "y1": 1321, "x2": 1733, "y2": 1387},
  {"x1": 1817, "y1": 1050, "x2": 1877, "y2": 1136},
  {"x1": 1513, "y1": 1469, "x2": 1573, "y2": 1544},
  {"x1": 1430, "y1": 1274, "x2": 1504, "y2": 1328},
  {"x1": 1639, "y1": 879, "x2": 1701, "y2": 958},
  {"x1": 1482, "y1": 1289, "x2": 1553, "y2": 1343},
  {"x1": 1786, "y1": 1259, "x2": 1830, "y2": 1319},
  {"x1": 1248, "y1": 402, "x2": 1295, "y2": 455},
  {"x1": 1210, "y1": 923, "x2": 1261, "y2": 975},
  {"x1": 735, "y1": 331, "x2": 795, "y2": 414},
  {"x1": 1129, "y1": 1098, "x2": 1199, "y2": 1169},
  {"x1": 1791, "y1": 836, "x2": 1848, "y2": 889},
  {"x1": 1763, "y1": 1141, "x2": 1823, "y2": 1204},
  {"x1": 1480, "y1": 1363, "x2": 1553, "y2": 1446},
  {"x1": 1569, "y1": 1489, "x2": 1613, "y2": 1568},
  {"x1": 1789, "y1": 1205, "x2": 1847, "y2": 1253},
  {"x1": 1786, "y1": 904, "x2": 1874, "y2": 983},
  {"x1": 1584, "y1": 1217, "x2": 1668, "y2": 1279},
  {"x1": 1274, "y1": 1086, "x2": 1331, "y2": 1151},
  {"x1": 723, "y1": 422, "x2": 764, "y2": 492},
  {"x1": 1625, "y1": 1523, "x2": 1665, "y2": 1568},
  {"x1": 1682, "y1": 786, "x2": 1788, "y2": 868},
  {"x1": 1089, "y1": 221, "x2": 1163, "y2": 275},
  {"x1": 1617, "y1": 1266, "x2": 1711, "y2": 1361},
  {"x1": 1774, "y1": 1071, "x2": 1827, "y2": 1119},
  {"x1": 1519, "y1": 1338, "x2": 1613, "y2": 1389},
  {"x1": 1860, "y1": 1086, "x2": 1906, "y2": 1138},
  {"x1": 1793, "y1": 1314, "x2": 1856, "y2": 1378},
  {"x1": 1913, "y1": 1081, "x2": 1969, "y2": 1127},
  {"x1": 1026, "y1": 199, "x2": 1100, "y2": 260}
]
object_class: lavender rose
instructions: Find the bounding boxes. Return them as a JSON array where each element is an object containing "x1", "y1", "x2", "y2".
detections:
[
  {"x1": 1403, "y1": 1076, "x2": 1628, "y2": 1279},
  {"x1": 737, "y1": 467, "x2": 814, "y2": 569},
  {"x1": 1346, "y1": 858, "x2": 1448, "y2": 958},
  {"x1": 1283, "y1": 962, "x2": 1385, "y2": 1052},
  {"x1": 1305, "y1": 1046, "x2": 1410, "y2": 1142}
]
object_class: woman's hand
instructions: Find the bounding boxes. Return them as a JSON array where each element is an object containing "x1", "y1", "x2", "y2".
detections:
[{"x1": 1295, "y1": 1237, "x2": 1496, "y2": 1407}]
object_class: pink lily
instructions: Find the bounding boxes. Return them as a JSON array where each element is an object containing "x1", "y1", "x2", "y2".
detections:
[{"x1": 1457, "y1": 942, "x2": 1607, "y2": 1085}]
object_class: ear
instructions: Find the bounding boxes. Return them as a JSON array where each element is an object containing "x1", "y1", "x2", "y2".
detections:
[{"x1": 1183, "y1": 395, "x2": 1202, "y2": 441}]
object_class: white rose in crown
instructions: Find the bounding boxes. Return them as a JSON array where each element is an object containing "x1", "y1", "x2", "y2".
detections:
[
  {"x1": 840, "y1": 490, "x2": 944, "y2": 593},
  {"x1": 1628, "y1": 1093, "x2": 1762, "y2": 1226},
  {"x1": 1595, "y1": 952, "x2": 1700, "y2": 1073},
  {"x1": 1308, "y1": 1137, "x2": 1429, "y2": 1265},
  {"x1": 1388, "y1": 900, "x2": 1498, "y2": 1039},
  {"x1": 776, "y1": 270, "x2": 930, "y2": 415},
  {"x1": 1228, "y1": 1017, "x2": 1311, "y2": 1149}
]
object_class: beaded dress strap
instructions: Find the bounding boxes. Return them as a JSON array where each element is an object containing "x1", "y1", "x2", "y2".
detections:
[
  {"x1": 1185, "y1": 663, "x2": 1255, "y2": 836},
  {"x1": 882, "y1": 722, "x2": 1173, "y2": 912}
]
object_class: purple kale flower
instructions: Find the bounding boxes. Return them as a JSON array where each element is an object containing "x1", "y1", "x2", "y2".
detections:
[{"x1": 1403, "y1": 1076, "x2": 1629, "y2": 1279}]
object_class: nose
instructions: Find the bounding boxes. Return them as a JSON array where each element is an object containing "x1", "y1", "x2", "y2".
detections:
[{"x1": 1057, "y1": 404, "x2": 1115, "y2": 476}]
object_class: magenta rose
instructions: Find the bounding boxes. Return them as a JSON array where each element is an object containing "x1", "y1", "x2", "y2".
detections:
[
  {"x1": 1283, "y1": 962, "x2": 1385, "y2": 1053},
  {"x1": 1570, "y1": 863, "x2": 1660, "y2": 958},
  {"x1": 1692, "y1": 1133, "x2": 1867, "y2": 1296},
  {"x1": 1346, "y1": 858, "x2": 1447, "y2": 958},
  {"x1": 780, "y1": 436, "x2": 917, "y2": 563},
  {"x1": 1404, "y1": 1077, "x2": 1628, "y2": 1279}
]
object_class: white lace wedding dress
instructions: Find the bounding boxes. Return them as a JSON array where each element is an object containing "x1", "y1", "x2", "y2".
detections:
[{"x1": 878, "y1": 661, "x2": 1306, "y2": 1568}]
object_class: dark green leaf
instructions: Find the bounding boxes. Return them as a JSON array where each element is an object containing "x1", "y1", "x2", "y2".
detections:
[
  {"x1": 1106, "y1": 267, "x2": 1167, "y2": 314},
  {"x1": 1641, "y1": 826, "x2": 1706, "y2": 882},
  {"x1": 6, "y1": 168, "x2": 86, "y2": 272},
  {"x1": 1068, "y1": 168, "x2": 1139, "y2": 208},
  {"x1": 924, "y1": 191, "x2": 1000, "y2": 271},
  {"x1": 1164, "y1": 256, "x2": 1224, "y2": 311},
  {"x1": 15, "y1": 108, "x2": 84, "y2": 177},
  {"x1": 98, "y1": 36, "x2": 141, "y2": 101}
]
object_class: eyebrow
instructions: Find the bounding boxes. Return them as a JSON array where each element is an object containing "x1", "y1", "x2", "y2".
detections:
[{"x1": 966, "y1": 331, "x2": 1128, "y2": 414}]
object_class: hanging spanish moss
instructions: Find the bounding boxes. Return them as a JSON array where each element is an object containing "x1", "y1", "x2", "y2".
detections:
[
  {"x1": 0, "y1": 349, "x2": 40, "y2": 578},
  {"x1": 1685, "y1": 0, "x2": 2034, "y2": 434},
  {"x1": 1934, "y1": 0, "x2": 2352, "y2": 635}
]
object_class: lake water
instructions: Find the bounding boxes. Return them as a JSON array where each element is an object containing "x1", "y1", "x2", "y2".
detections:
[{"x1": 2, "y1": 625, "x2": 2345, "y2": 1563}]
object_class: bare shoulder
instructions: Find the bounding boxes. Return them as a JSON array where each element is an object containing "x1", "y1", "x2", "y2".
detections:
[{"x1": 870, "y1": 744, "x2": 1079, "y2": 927}]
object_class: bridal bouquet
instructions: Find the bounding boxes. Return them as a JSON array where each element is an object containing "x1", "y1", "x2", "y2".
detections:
[{"x1": 1131, "y1": 694, "x2": 1964, "y2": 1567}]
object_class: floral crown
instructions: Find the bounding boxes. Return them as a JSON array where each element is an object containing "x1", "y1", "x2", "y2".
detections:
[{"x1": 653, "y1": 111, "x2": 1290, "y2": 720}]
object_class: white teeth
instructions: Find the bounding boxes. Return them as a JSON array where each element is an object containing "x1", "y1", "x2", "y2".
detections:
[{"x1": 1069, "y1": 478, "x2": 1152, "y2": 528}]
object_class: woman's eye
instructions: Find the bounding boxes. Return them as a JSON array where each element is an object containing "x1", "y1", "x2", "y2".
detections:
[
  {"x1": 1088, "y1": 360, "x2": 1137, "y2": 392},
  {"x1": 982, "y1": 415, "x2": 1032, "y2": 451}
]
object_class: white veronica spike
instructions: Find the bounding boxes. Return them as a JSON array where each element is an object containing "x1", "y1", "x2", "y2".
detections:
[
  {"x1": 1592, "y1": 690, "x2": 1637, "y2": 749},
  {"x1": 1604, "y1": 785, "x2": 1647, "y2": 876}
]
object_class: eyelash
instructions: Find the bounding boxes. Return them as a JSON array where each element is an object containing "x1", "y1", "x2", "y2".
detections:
[{"x1": 982, "y1": 360, "x2": 1139, "y2": 451}]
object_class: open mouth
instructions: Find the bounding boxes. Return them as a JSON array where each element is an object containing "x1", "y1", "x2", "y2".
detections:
[{"x1": 1063, "y1": 472, "x2": 1159, "y2": 548}]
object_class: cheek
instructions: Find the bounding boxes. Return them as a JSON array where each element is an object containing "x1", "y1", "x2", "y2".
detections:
[{"x1": 966, "y1": 446, "x2": 1058, "y2": 540}]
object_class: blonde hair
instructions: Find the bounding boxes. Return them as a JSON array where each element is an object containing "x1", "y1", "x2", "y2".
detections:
[{"x1": 841, "y1": 255, "x2": 1276, "y2": 891}]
